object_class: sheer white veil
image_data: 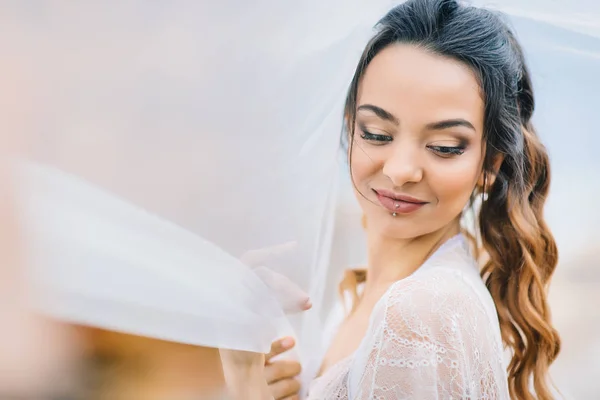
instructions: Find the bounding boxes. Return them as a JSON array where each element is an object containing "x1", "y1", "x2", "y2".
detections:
[{"x1": 6, "y1": 0, "x2": 391, "y2": 362}]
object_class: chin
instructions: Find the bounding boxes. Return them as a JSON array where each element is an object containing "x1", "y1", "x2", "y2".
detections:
[{"x1": 368, "y1": 212, "x2": 429, "y2": 240}]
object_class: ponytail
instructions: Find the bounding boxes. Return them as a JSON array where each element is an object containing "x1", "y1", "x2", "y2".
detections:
[
  {"x1": 479, "y1": 46, "x2": 561, "y2": 399},
  {"x1": 338, "y1": 214, "x2": 367, "y2": 315}
]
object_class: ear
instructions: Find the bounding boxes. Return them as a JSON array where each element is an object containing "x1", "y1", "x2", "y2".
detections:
[{"x1": 477, "y1": 154, "x2": 504, "y2": 189}]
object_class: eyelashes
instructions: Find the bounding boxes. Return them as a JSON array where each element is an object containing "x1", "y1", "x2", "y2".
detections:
[
  {"x1": 358, "y1": 128, "x2": 467, "y2": 157},
  {"x1": 359, "y1": 131, "x2": 392, "y2": 143},
  {"x1": 427, "y1": 145, "x2": 465, "y2": 156}
]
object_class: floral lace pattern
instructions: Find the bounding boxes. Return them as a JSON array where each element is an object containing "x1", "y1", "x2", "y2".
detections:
[{"x1": 308, "y1": 235, "x2": 510, "y2": 399}]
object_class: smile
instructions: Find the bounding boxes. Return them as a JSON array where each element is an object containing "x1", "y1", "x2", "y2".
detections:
[{"x1": 373, "y1": 189, "x2": 428, "y2": 215}]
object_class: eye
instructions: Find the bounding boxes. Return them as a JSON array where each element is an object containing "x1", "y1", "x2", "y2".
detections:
[
  {"x1": 359, "y1": 130, "x2": 393, "y2": 145},
  {"x1": 427, "y1": 145, "x2": 465, "y2": 157}
]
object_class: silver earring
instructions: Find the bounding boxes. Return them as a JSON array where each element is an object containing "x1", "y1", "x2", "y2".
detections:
[
  {"x1": 394, "y1": 202, "x2": 400, "y2": 209},
  {"x1": 392, "y1": 212, "x2": 397, "y2": 217}
]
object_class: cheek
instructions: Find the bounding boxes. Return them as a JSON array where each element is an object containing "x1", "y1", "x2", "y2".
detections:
[
  {"x1": 349, "y1": 142, "x2": 378, "y2": 186},
  {"x1": 430, "y1": 154, "x2": 481, "y2": 209}
]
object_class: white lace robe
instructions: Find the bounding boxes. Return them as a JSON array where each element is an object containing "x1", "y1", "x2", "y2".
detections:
[{"x1": 308, "y1": 235, "x2": 510, "y2": 399}]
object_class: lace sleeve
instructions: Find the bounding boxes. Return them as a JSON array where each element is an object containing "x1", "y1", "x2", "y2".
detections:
[{"x1": 348, "y1": 268, "x2": 508, "y2": 399}]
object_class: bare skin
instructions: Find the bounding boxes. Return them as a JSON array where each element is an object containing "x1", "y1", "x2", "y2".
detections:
[{"x1": 264, "y1": 337, "x2": 302, "y2": 400}]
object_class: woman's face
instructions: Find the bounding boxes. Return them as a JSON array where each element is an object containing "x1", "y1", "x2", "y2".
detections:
[{"x1": 350, "y1": 44, "x2": 485, "y2": 239}]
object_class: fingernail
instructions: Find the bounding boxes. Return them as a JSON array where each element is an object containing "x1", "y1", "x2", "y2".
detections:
[
  {"x1": 303, "y1": 298, "x2": 313, "y2": 310},
  {"x1": 281, "y1": 337, "x2": 294, "y2": 348}
]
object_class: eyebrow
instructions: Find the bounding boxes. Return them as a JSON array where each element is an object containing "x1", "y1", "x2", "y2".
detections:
[
  {"x1": 357, "y1": 104, "x2": 399, "y2": 125},
  {"x1": 426, "y1": 119, "x2": 476, "y2": 132},
  {"x1": 357, "y1": 104, "x2": 475, "y2": 132}
]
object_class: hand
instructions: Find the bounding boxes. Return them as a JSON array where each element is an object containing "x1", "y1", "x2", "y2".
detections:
[
  {"x1": 241, "y1": 242, "x2": 312, "y2": 315},
  {"x1": 264, "y1": 337, "x2": 302, "y2": 400}
]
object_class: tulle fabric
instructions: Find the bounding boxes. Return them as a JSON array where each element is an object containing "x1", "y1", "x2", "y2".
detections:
[
  {"x1": 16, "y1": 161, "x2": 285, "y2": 352},
  {"x1": 7, "y1": 0, "x2": 393, "y2": 358},
  {"x1": 308, "y1": 235, "x2": 510, "y2": 399}
]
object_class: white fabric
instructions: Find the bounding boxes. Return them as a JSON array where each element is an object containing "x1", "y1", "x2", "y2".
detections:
[
  {"x1": 308, "y1": 235, "x2": 510, "y2": 399},
  {"x1": 16, "y1": 161, "x2": 286, "y2": 351},
  {"x1": 6, "y1": 0, "x2": 393, "y2": 358}
]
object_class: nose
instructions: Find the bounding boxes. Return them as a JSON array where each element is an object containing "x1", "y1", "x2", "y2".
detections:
[{"x1": 382, "y1": 140, "x2": 424, "y2": 186}]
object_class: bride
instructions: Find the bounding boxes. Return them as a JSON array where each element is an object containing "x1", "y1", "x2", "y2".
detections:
[{"x1": 264, "y1": 0, "x2": 561, "y2": 399}]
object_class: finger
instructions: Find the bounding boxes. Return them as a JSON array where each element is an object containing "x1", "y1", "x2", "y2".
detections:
[
  {"x1": 270, "y1": 378, "x2": 301, "y2": 400},
  {"x1": 252, "y1": 266, "x2": 311, "y2": 314},
  {"x1": 265, "y1": 337, "x2": 295, "y2": 362},
  {"x1": 264, "y1": 360, "x2": 302, "y2": 384}
]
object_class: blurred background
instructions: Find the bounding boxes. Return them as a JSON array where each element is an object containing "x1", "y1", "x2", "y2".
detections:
[{"x1": 2, "y1": 1, "x2": 599, "y2": 399}]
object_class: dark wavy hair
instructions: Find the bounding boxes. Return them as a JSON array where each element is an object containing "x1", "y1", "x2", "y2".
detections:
[{"x1": 340, "y1": 0, "x2": 561, "y2": 398}]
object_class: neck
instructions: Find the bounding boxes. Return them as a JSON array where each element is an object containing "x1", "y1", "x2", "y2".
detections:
[{"x1": 362, "y1": 220, "x2": 461, "y2": 299}]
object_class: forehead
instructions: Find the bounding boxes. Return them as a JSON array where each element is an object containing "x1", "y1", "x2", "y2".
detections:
[{"x1": 358, "y1": 44, "x2": 484, "y2": 125}]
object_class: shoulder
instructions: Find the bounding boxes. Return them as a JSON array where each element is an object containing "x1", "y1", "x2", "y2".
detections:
[
  {"x1": 387, "y1": 266, "x2": 482, "y2": 306},
  {"x1": 376, "y1": 267, "x2": 492, "y2": 336}
]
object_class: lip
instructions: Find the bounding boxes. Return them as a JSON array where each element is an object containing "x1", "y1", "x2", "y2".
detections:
[
  {"x1": 374, "y1": 189, "x2": 428, "y2": 204},
  {"x1": 373, "y1": 189, "x2": 428, "y2": 214}
]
